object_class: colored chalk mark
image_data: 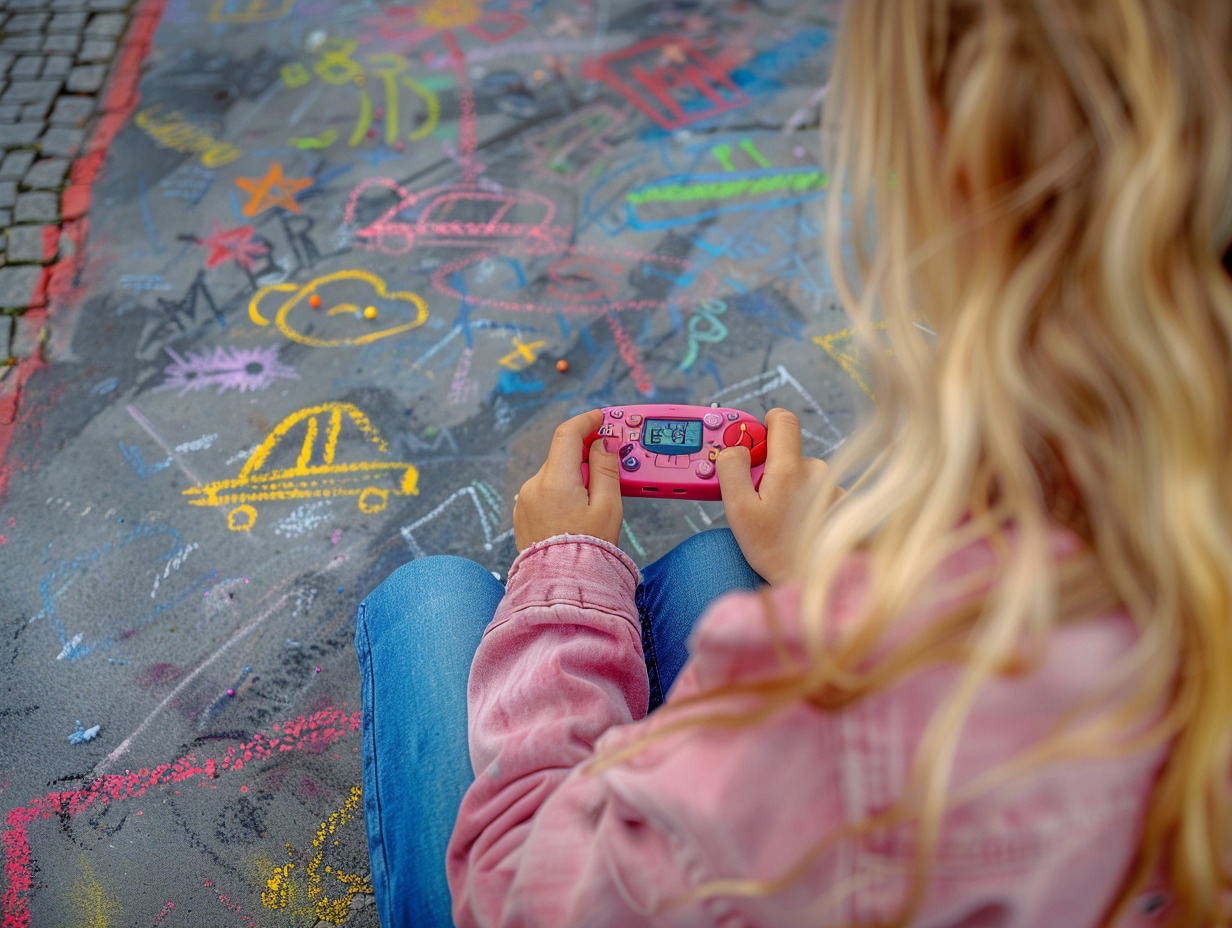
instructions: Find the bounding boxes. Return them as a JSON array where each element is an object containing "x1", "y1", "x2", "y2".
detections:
[
  {"x1": 182, "y1": 402, "x2": 419, "y2": 531},
  {"x1": 69, "y1": 855, "x2": 121, "y2": 928},
  {"x1": 209, "y1": 0, "x2": 296, "y2": 22},
  {"x1": 288, "y1": 129, "x2": 338, "y2": 150},
  {"x1": 627, "y1": 168, "x2": 828, "y2": 204},
  {"x1": 813, "y1": 321, "x2": 891, "y2": 401},
  {"x1": 262, "y1": 786, "x2": 372, "y2": 923},
  {"x1": 235, "y1": 162, "x2": 312, "y2": 218}
]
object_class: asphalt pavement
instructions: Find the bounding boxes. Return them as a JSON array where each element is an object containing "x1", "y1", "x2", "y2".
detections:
[{"x1": 0, "y1": 1, "x2": 864, "y2": 923}]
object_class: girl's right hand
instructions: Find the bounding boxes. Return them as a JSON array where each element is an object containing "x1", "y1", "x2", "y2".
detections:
[{"x1": 716, "y1": 408, "x2": 838, "y2": 586}]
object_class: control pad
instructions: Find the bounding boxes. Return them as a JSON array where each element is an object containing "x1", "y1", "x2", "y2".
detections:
[{"x1": 581, "y1": 404, "x2": 766, "y2": 501}]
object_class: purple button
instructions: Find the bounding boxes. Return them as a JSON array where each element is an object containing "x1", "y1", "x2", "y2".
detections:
[
  {"x1": 621, "y1": 455, "x2": 640, "y2": 472},
  {"x1": 695, "y1": 460, "x2": 716, "y2": 478},
  {"x1": 627, "y1": 414, "x2": 643, "y2": 426},
  {"x1": 610, "y1": 409, "x2": 624, "y2": 419},
  {"x1": 703, "y1": 413, "x2": 722, "y2": 429},
  {"x1": 726, "y1": 412, "x2": 740, "y2": 421}
]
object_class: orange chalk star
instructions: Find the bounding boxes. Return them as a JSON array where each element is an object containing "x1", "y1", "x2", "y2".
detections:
[{"x1": 235, "y1": 162, "x2": 313, "y2": 217}]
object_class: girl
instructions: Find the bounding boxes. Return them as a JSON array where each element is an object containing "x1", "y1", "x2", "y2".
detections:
[{"x1": 355, "y1": 0, "x2": 1232, "y2": 925}]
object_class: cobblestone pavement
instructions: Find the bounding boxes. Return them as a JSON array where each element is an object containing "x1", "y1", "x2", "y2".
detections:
[
  {"x1": 0, "y1": 0, "x2": 850, "y2": 922},
  {"x1": 0, "y1": 0, "x2": 145, "y2": 404}
]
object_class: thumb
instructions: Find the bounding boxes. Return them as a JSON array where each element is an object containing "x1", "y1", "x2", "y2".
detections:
[
  {"x1": 586, "y1": 438, "x2": 623, "y2": 507},
  {"x1": 716, "y1": 445, "x2": 757, "y2": 507}
]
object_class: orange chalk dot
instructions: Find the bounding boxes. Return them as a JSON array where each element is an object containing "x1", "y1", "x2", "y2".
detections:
[
  {"x1": 533, "y1": 69, "x2": 546, "y2": 81},
  {"x1": 555, "y1": 358, "x2": 569, "y2": 372},
  {"x1": 363, "y1": 305, "x2": 378, "y2": 319},
  {"x1": 309, "y1": 294, "x2": 322, "y2": 308}
]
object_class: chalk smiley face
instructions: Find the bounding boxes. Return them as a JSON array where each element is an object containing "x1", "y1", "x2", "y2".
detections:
[{"x1": 248, "y1": 270, "x2": 429, "y2": 347}]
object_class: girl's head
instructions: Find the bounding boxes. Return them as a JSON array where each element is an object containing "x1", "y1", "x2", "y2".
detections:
[
  {"x1": 597, "y1": 2, "x2": 1232, "y2": 926},
  {"x1": 810, "y1": 0, "x2": 1232, "y2": 923}
]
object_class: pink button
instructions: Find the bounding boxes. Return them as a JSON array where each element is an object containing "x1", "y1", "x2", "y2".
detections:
[
  {"x1": 610, "y1": 409, "x2": 624, "y2": 419},
  {"x1": 627, "y1": 414, "x2": 643, "y2": 426},
  {"x1": 695, "y1": 460, "x2": 716, "y2": 478},
  {"x1": 703, "y1": 413, "x2": 722, "y2": 429}
]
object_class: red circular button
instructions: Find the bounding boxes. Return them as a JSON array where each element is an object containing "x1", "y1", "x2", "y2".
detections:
[{"x1": 723, "y1": 423, "x2": 753, "y2": 449}]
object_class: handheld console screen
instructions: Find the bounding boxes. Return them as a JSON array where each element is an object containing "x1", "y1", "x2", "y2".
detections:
[
  {"x1": 582, "y1": 404, "x2": 767, "y2": 500},
  {"x1": 642, "y1": 418, "x2": 703, "y2": 455}
]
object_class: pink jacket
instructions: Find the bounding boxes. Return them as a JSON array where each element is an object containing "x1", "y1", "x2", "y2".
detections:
[{"x1": 447, "y1": 532, "x2": 1173, "y2": 927}]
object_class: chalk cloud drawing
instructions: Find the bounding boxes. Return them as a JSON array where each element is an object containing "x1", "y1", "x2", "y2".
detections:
[
  {"x1": 183, "y1": 402, "x2": 419, "y2": 531},
  {"x1": 248, "y1": 269, "x2": 430, "y2": 348},
  {"x1": 160, "y1": 345, "x2": 299, "y2": 395}
]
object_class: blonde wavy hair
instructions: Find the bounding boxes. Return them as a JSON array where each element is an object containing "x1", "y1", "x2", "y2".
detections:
[{"x1": 591, "y1": 0, "x2": 1232, "y2": 924}]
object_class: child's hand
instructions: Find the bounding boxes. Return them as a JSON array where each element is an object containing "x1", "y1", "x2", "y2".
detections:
[
  {"x1": 514, "y1": 409, "x2": 623, "y2": 551},
  {"x1": 716, "y1": 408, "x2": 837, "y2": 586}
]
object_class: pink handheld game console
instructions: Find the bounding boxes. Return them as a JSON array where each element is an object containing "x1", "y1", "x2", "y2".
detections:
[{"x1": 581, "y1": 404, "x2": 767, "y2": 501}]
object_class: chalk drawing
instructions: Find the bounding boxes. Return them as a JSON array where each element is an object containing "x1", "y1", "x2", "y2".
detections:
[
  {"x1": 581, "y1": 35, "x2": 750, "y2": 131},
  {"x1": 182, "y1": 402, "x2": 419, "y2": 530},
  {"x1": 35, "y1": 523, "x2": 215, "y2": 662},
  {"x1": 813, "y1": 321, "x2": 892, "y2": 401},
  {"x1": 68, "y1": 855, "x2": 121, "y2": 928},
  {"x1": 119, "y1": 441, "x2": 173, "y2": 479},
  {"x1": 235, "y1": 162, "x2": 313, "y2": 218},
  {"x1": 430, "y1": 243, "x2": 718, "y2": 315},
  {"x1": 209, "y1": 0, "x2": 296, "y2": 23},
  {"x1": 118, "y1": 274, "x2": 173, "y2": 293},
  {"x1": 447, "y1": 346, "x2": 479, "y2": 405},
  {"x1": 679, "y1": 297, "x2": 728, "y2": 371},
  {"x1": 343, "y1": 176, "x2": 569, "y2": 255},
  {"x1": 203, "y1": 880, "x2": 261, "y2": 928},
  {"x1": 400, "y1": 481, "x2": 510, "y2": 558},
  {"x1": 707, "y1": 364, "x2": 846, "y2": 454},
  {"x1": 196, "y1": 222, "x2": 269, "y2": 271},
  {"x1": 625, "y1": 151, "x2": 829, "y2": 231},
  {"x1": 261, "y1": 785, "x2": 372, "y2": 924},
  {"x1": 273, "y1": 500, "x2": 334, "y2": 538},
  {"x1": 160, "y1": 345, "x2": 299, "y2": 395},
  {"x1": 606, "y1": 312, "x2": 654, "y2": 396},
  {"x1": 525, "y1": 102, "x2": 623, "y2": 182},
  {"x1": 159, "y1": 163, "x2": 215, "y2": 204},
  {"x1": 498, "y1": 336, "x2": 548, "y2": 371},
  {"x1": 248, "y1": 269, "x2": 430, "y2": 348},
  {"x1": 134, "y1": 104, "x2": 240, "y2": 167}
]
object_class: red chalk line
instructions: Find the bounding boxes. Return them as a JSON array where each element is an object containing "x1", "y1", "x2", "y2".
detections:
[
  {"x1": 2, "y1": 706, "x2": 361, "y2": 927},
  {"x1": 0, "y1": 0, "x2": 167, "y2": 508}
]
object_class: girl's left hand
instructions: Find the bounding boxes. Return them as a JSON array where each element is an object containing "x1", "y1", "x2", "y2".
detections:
[{"x1": 513, "y1": 409, "x2": 624, "y2": 551}]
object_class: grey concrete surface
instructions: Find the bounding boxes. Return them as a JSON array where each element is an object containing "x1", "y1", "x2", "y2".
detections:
[{"x1": 0, "y1": 0, "x2": 868, "y2": 923}]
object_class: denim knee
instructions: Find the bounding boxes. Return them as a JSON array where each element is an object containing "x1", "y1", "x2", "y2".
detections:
[{"x1": 357, "y1": 555, "x2": 503, "y2": 646}]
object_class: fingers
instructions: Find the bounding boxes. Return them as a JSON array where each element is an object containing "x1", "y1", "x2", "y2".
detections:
[
  {"x1": 716, "y1": 444, "x2": 757, "y2": 509},
  {"x1": 584, "y1": 438, "x2": 622, "y2": 511},
  {"x1": 763, "y1": 408, "x2": 802, "y2": 472},
  {"x1": 542, "y1": 409, "x2": 605, "y2": 487}
]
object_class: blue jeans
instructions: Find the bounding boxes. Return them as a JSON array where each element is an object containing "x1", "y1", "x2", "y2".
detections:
[{"x1": 354, "y1": 529, "x2": 762, "y2": 928}]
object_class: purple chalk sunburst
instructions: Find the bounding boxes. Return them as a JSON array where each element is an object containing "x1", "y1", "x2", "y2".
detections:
[{"x1": 160, "y1": 345, "x2": 300, "y2": 395}]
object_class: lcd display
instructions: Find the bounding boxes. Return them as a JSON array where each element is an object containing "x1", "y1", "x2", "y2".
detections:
[{"x1": 641, "y1": 418, "x2": 703, "y2": 455}]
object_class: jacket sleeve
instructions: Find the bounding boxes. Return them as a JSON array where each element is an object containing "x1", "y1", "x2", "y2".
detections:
[{"x1": 445, "y1": 534, "x2": 715, "y2": 928}]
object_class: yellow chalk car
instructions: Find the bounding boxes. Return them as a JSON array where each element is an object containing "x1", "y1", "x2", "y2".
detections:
[{"x1": 183, "y1": 402, "x2": 418, "y2": 531}]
